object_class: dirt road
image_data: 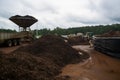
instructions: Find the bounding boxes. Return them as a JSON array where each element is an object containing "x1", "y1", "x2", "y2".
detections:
[
  {"x1": 61, "y1": 45, "x2": 120, "y2": 80},
  {"x1": 0, "y1": 43, "x2": 28, "y2": 54}
]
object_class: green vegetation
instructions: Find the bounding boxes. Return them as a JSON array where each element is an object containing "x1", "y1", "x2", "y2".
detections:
[
  {"x1": 0, "y1": 29, "x2": 16, "y2": 33},
  {"x1": 1, "y1": 24, "x2": 120, "y2": 35},
  {"x1": 34, "y1": 24, "x2": 120, "y2": 35}
]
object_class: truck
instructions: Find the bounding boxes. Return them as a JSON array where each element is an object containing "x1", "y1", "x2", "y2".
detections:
[
  {"x1": 93, "y1": 31, "x2": 120, "y2": 58},
  {"x1": 0, "y1": 31, "x2": 34, "y2": 47},
  {"x1": 85, "y1": 32, "x2": 93, "y2": 40}
]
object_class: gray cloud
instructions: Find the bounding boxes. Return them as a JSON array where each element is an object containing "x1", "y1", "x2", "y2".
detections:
[
  {"x1": 100, "y1": 0, "x2": 120, "y2": 22},
  {"x1": 21, "y1": 0, "x2": 58, "y2": 14},
  {"x1": 0, "y1": 0, "x2": 120, "y2": 30},
  {"x1": 65, "y1": 13, "x2": 106, "y2": 25}
]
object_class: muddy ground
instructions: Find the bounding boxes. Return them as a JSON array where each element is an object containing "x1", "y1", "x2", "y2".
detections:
[
  {"x1": 0, "y1": 42, "x2": 120, "y2": 80},
  {"x1": 60, "y1": 45, "x2": 120, "y2": 80},
  {"x1": 0, "y1": 43, "x2": 28, "y2": 54}
]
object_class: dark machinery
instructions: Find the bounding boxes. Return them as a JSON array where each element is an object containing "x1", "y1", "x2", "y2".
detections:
[
  {"x1": 0, "y1": 15, "x2": 38, "y2": 47},
  {"x1": 9, "y1": 15, "x2": 38, "y2": 42},
  {"x1": 9, "y1": 15, "x2": 38, "y2": 32}
]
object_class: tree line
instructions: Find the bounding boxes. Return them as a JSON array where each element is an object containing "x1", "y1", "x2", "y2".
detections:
[
  {"x1": 1, "y1": 23, "x2": 120, "y2": 35},
  {"x1": 34, "y1": 24, "x2": 120, "y2": 35},
  {"x1": 0, "y1": 29, "x2": 16, "y2": 33}
]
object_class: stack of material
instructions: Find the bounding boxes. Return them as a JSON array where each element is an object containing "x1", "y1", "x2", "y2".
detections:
[
  {"x1": 94, "y1": 31, "x2": 120, "y2": 58},
  {"x1": 67, "y1": 36, "x2": 89, "y2": 45},
  {"x1": 95, "y1": 31, "x2": 120, "y2": 37},
  {"x1": 0, "y1": 35, "x2": 89, "y2": 80}
]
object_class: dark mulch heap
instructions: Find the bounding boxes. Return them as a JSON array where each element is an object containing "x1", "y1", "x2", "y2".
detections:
[
  {"x1": 96, "y1": 30, "x2": 120, "y2": 37},
  {"x1": 0, "y1": 35, "x2": 89, "y2": 80},
  {"x1": 67, "y1": 36, "x2": 89, "y2": 45}
]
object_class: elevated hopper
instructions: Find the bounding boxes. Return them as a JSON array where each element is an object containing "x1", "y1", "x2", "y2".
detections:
[{"x1": 9, "y1": 15, "x2": 38, "y2": 31}]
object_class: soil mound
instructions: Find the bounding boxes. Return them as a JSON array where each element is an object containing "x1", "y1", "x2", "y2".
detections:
[
  {"x1": 67, "y1": 36, "x2": 89, "y2": 45},
  {"x1": 96, "y1": 31, "x2": 120, "y2": 37},
  {"x1": 0, "y1": 53, "x2": 59, "y2": 80},
  {"x1": 0, "y1": 35, "x2": 89, "y2": 80},
  {"x1": 15, "y1": 35, "x2": 81, "y2": 65}
]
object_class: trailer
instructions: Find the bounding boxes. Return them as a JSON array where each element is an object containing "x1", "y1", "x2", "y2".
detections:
[
  {"x1": 0, "y1": 32, "x2": 21, "y2": 46},
  {"x1": 0, "y1": 31, "x2": 34, "y2": 47}
]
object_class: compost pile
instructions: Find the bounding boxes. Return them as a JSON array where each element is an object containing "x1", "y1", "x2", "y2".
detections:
[
  {"x1": 96, "y1": 31, "x2": 120, "y2": 37},
  {"x1": 0, "y1": 35, "x2": 89, "y2": 80},
  {"x1": 67, "y1": 36, "x2": 89, "y2": 45}
]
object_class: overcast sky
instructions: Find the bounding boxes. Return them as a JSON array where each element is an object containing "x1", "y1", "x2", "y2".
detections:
[{"x1": 0, "y1": 0, "x2": 120, "y2": 30}]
